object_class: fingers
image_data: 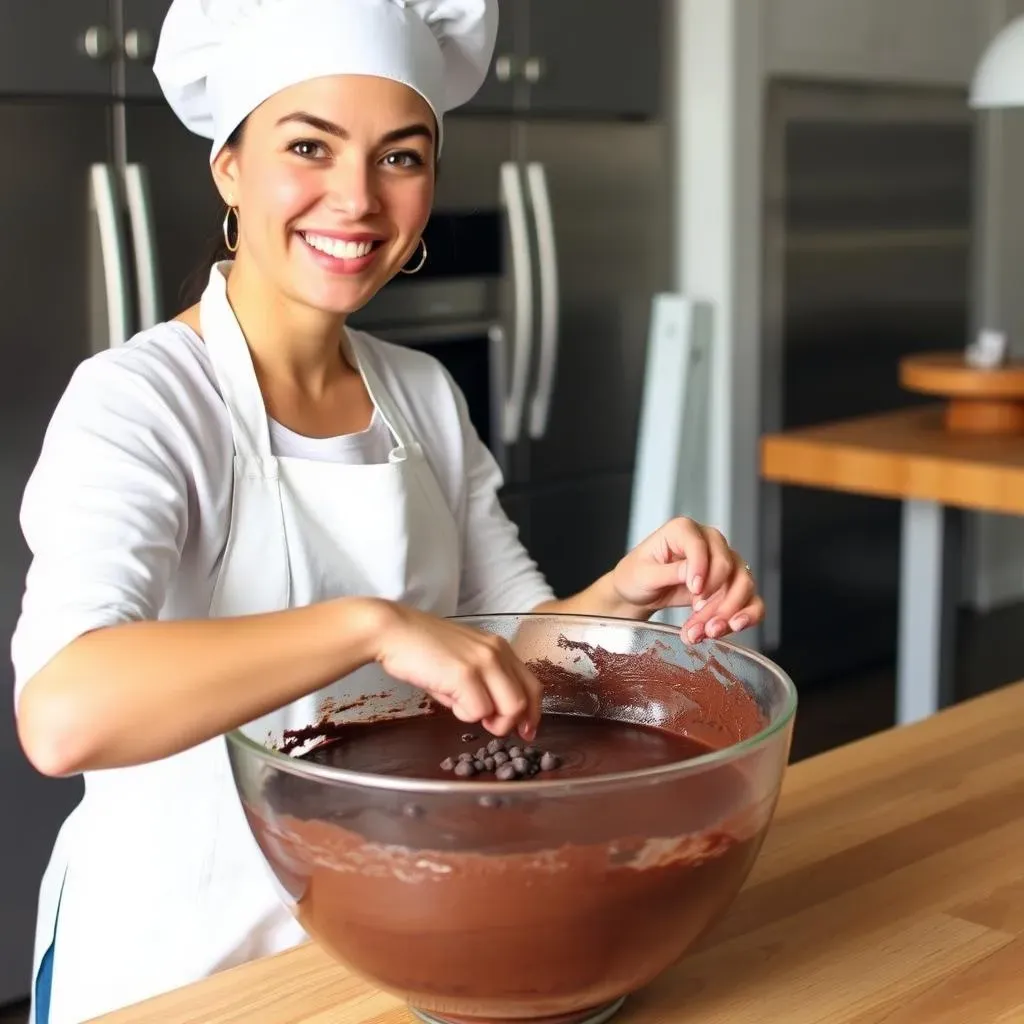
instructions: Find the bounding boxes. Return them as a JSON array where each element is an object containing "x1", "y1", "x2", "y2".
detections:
[
  {"x1": 649, "y1": 519, "x2": 732, "y2": 599},
  {"x1": 452, "y1": 634, "x2": 540, "y2": 739},
  {"x1": 447, "y1": 664, "x2": 496, "y2": 724},
  {"x1": 685, "y1": 557, "x2": 763, "y2": 643},
  {"x1": 628, "y1": 557, "x2": 689, "y2": 598},
  {"x1": 512, "y1": 659, "x2": 544, "y2": 740},
  {"x1": 655, "y1": 518, "x2": 708, "y2": 594},
  {"x1": 699, "y1": 527, "x2": 735, "y2": 600}
]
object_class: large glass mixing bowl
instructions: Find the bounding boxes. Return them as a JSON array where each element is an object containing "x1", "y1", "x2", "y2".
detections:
[{"x1": 227, "y1": 614, "x2": 797, "y2": 1024}]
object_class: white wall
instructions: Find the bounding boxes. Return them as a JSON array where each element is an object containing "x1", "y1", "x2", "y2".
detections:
[{"x1": 670, "y1": 0, "x2": 765, "y2": 643}]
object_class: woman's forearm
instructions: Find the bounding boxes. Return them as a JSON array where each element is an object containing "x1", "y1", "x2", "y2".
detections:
[
  {"x1": 534, "y1": 573, "x2": 650, "y2": 620},
  {"x1": 17, "y1": 597, "x2": 389, "y2": 777}
]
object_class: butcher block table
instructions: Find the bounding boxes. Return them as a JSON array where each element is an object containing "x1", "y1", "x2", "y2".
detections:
[
  {"x1": 92, "y1": 680, "x2": 1024, "y2": 1024},
  {"x1": 761, "y1": 404, "x2": 1024, "y2": 725}
]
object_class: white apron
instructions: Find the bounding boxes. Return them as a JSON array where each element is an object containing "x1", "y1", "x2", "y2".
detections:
[{"x1": 30, "y1": 263, "x2": 460, "y2": 1024}]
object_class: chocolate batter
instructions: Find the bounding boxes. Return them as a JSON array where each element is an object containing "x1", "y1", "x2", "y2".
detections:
[
  {"x1": 300, "y1": 713, "x2": 712, "y2": 781},
  {"x1": 245, "y1": 639, "x2": 782, "y2": 1023}
]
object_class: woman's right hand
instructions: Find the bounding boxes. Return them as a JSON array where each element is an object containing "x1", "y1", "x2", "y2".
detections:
[{"x1": 370, "y1": 602, "x2": 542, "y2": 740}]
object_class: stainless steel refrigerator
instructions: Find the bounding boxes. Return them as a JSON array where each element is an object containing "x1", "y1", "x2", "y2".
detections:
[
  {"x1": 0, "y1": 1, "x2": 220, "y2": 1002},
  {"x1": 410, "y1": 115, "x2": 673, "y2": 598}
]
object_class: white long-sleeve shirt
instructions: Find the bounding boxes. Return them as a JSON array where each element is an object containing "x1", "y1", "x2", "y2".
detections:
[{"x1": 12, "y1": 321, "x2": 553, "y2": 698}]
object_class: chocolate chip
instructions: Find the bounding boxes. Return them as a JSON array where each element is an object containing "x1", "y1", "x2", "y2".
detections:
[
  {"x1": 474, "y1": 760, "x2": 486, "y2": 771},
  {"x1": 483, "y1": 757, "x2": 495, "y2": 771},
  {"x1": 540, "y1": 753, "x2": 561, "y2": 771},
  {"x1": 403, "y1": 803, "x2": 424, "y2": 818},
  {"x1": 486, "y1": 739, "x2": 504, "y2": 755},
  {"x1": 458, "y1": 752, "x2": 474, "y2": 763},
  {"x1": 493, "y1": 751, "x2": 509, "y2": 767},
  {"x1": 512, "y1": 756, "x2": 529, "y2": 775},
  {"x1": 475, "y1": 747, "x2": 488, "y2": 760},
  {"x1": 461, "y1": 733, "x2": 476, "y2": 743},
  {"x1": 440, "y1": 757, "x2": 455, "y2": 771},
  {"x1": 495, "y1": 763, "x2": 517, "y2": 781},
  {"x1": 508, "y1": 746, "x2": 523, "y2": 759},
  {"x1": 454, "y1": 761, "x2": 476, "y2": 778},
  {"x1": 525, "y1": 745, "x2": 539, "y2": 758}
]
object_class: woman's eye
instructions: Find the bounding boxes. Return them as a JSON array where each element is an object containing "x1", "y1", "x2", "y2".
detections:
[
  {"x1": 289, "y1": 140, "x2": 327, "y2": 159},
  {"x1": 383, "y1": 150, "x2": 425, "y2": 169}
]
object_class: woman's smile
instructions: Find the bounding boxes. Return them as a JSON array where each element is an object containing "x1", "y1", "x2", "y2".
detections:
[{"x1": 296, "y1": 230, "x2": 387, "y2": 276}]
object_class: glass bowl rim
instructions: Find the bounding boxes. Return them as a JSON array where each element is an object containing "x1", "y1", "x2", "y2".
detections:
[{"x1": 225, "y1": 613, "x2": 798, "y2": 795}]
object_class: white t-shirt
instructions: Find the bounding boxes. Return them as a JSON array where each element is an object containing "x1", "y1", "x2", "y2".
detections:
[{"x1": 11, "y1": 321, "x2": 554, "y2": 699}]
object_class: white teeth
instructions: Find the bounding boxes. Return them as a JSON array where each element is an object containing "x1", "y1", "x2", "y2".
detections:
[{"x1": 302, "y1": 233, "x2": 375, "y2": 260}]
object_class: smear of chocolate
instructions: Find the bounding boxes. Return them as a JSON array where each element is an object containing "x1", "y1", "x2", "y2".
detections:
[{"x1": 527, "y1": 636, "x2": 765, "y2": 748}]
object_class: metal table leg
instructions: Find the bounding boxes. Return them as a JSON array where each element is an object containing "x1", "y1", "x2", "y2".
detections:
[{"x1": 896, "y1": 500, "x2": 960, "y2": 725}]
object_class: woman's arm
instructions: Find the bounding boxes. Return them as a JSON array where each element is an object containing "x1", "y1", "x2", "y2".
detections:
[
  {"x1": 536, "y1": 518, "x2": 764, "y2": 643},
  {"x1": 18, "y1": 599, "x2": 381, "y2": 776},
  {"x1": 15, "y1": 353, "x2": 540, "y2": 778},
  {"x1": 445, "y1": 377, "x2": 761, "y2": 640}
]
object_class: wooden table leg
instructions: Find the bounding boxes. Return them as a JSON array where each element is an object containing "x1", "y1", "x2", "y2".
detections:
[{"x1": 897, "y1": 500, "x2": 960, "y2": 724}]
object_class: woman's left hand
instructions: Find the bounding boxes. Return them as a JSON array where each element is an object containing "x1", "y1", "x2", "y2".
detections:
[{"x1": 610, "y1": 517, "x2": 764, "y2": 644}]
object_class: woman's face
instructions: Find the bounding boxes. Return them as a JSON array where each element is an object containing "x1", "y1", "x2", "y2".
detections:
[{"x1": 213, "y1": 75, "x2": 436, "y2": 316}]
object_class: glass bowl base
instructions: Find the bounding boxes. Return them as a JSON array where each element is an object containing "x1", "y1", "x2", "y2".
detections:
[{"x1": 411, "y1": 997, "x2": 627, "y2": 1024}]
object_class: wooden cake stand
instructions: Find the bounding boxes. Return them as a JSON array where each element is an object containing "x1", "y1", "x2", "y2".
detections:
[{"x1": 899, "y1": 352, "x2": 1024, "y2": 434}]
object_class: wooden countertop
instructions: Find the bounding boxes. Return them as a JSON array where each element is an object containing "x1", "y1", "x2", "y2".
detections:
[
  {"x1": 93, "y1": 681, "x2": 1024, "y2": 1024},
  {"x1": 760, "y1": 405, "x2": 1024, "y2": 514}
]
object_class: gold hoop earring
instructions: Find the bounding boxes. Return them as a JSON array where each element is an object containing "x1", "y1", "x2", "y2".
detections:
[
  {"x1": 400, "y1": 237, "x2": 427, "y2": 275},
  {"x1": 222, "y1": 206, "x2": 240, "y2": 254}
]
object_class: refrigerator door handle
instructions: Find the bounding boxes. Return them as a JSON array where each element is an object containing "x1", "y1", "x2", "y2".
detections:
[
  {"x1": 525, "y1": 161, "x2": 560, "y2": 440},
  {"x1": 499, "y1": 161, "x2": 534, "y2": 446},
  {"x1": 89, "y1": 164, "x2": 130, "y2": 350},
  {"x1": 125, "y1": 163, "x2": 163, "y2": 330}
]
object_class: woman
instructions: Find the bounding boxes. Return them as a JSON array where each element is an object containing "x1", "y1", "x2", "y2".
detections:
[{"x1": 12, "y1": 1, "x2": 764, "y2": 1021}]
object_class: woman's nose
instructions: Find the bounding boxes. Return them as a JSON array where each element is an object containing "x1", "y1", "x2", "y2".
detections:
[{"x1": 325, "y1": 157, "x2": 382, "y2": 220}]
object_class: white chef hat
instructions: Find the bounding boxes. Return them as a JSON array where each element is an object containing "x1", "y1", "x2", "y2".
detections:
[{"x1": 153, "y1": 0, "x2": 498, "y2": 160}]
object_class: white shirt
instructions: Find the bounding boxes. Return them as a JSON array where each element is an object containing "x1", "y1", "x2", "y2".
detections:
[{"x1": 12, "y1": 321, "x2": 554, "y2": 698}]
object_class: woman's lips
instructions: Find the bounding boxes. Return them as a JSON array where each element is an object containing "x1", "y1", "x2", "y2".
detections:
[{"x1": 298, "y1": 230, "x2": 385, "y2": 275}]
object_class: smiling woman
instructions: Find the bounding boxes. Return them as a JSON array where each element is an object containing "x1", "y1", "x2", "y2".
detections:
[
  {"x1": 199, "y1": 77, "x2": 438, "y2": 356},
  {"x1": 8, "y1": 1, "x2": 764, "y2": 1023}
]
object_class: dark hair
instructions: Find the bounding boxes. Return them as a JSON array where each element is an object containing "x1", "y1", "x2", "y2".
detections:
[{"x1": 178, "y1": 120, "x2": 247, "y2": 309}]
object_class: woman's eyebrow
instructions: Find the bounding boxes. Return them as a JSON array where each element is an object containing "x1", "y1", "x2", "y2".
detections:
[{"x1": 275, "y1": 111, "x2": 434, "y2": 146}]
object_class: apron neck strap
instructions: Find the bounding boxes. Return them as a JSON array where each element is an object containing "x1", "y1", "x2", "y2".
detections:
[
  {"x1": 199, "y1": 262, "x2": 418, "y2": 458},
  {"x1": 343, "y1": 331, "x2": 416, "y2": 452},
  {"x1": 199, "y1": 262, "x2": 273, "y2": 460}
]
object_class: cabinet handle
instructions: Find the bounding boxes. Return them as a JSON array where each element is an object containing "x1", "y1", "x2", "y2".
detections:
[
  {"x1": 525, "y1": 163, "x2": 560, "y2": 441},
  {"x1": 494, "y1": 55, "x2": 518, "y2": 83},
  {"x1": 523, "y1": 56, "x2": 545, "y2": 84},
  {"x1": 89, "y1": 164, "x2": 130, "y2": 351},
  {"x1": 500, "y1": 162, "x2": 535, "y2": 446},
  {"x1": 125, "y1": 164, "x2": 163, "y2": 329},
  {"x1": 124, "y1": 28, "x2": 156, "y2": 63},
  {"x1": 78, "y1": 25, "x2": 114, "y2": 61}
]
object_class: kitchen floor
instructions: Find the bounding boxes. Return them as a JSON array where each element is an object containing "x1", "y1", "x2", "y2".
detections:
[{"x1": 1, "y1": 601, "x2": 1021, "y2": 1024}]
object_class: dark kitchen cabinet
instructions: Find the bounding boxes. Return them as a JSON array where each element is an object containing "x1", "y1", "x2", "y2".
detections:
[
  {"x1": 462, "y1": 0, "x2": 522, "y2": 114},
  {"x1": 462, "y1": 0, "x2": 662, "y2": 120},
  {"x1": 525, "y1": 0, "x2": 662, "y2": 118},
  {"x1": 121, "y1": 0, "x2": 170, "y2": 99},
  {"x1": 0, "y1": 1, "x2": 113, "y2": 96}
]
